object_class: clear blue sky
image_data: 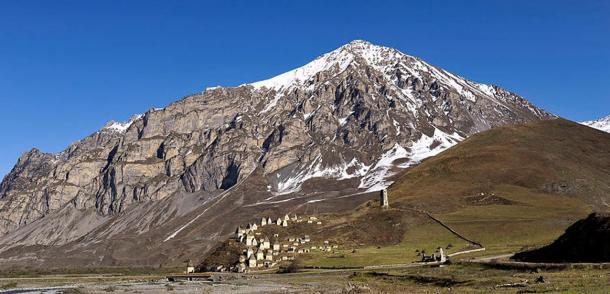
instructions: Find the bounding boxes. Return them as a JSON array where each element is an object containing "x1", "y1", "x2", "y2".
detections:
[{"x1": 0, "y1": 0, "x2": 608, "y2": 178}]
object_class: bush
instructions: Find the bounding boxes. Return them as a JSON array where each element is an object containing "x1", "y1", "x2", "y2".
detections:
[{"x1": 278, "y1": 259, "x2": 302, "y2": 273}]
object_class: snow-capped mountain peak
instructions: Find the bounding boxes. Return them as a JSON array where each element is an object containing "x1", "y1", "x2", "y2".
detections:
[
  {"x1": 581, "y1": 115, "x2": 610, "y2": 133},
  {"x1": 247, "y1": 40, "x2": 421, "y2": 90},
  {"x1": 245, "y1": 40, "x2": 540, "y2": 115}
]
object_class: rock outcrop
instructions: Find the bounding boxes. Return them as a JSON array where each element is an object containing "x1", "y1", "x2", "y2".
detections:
[{"x1": 513, "y1": 213, "x2": 610, "y2": 263}]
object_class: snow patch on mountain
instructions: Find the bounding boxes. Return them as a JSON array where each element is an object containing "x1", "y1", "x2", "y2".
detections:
[
  {"x1": 359, "y1": 128, "x2": 464, "y2": 192},
  {"x1": 476, "y1": 84, "x2": 496, "y2": 97},
  {"x1": 581, "y1": 115, "x2": 610, "y2": 133},
  {"x1": 102, "y1": 114, "x2": 143, "y2": 133},
  {"x1": 250, "y1": 45, "x2": 355, "y2": 91},
  {"x1": 275, "y1": 156, "x2": 371, "y2": 195},
  {"x1": 274, "y1": 127, "x2": 464, "y2": 195},
  {"x1": 358, "y1": 144, "x2": 410, "y2": 192},
  {"x1": 408, "y1": 128, "x2": 464, "y2": 162}
]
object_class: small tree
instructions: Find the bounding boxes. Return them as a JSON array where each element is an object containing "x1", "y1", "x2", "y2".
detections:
[{"x1": 278, "y1": 258, "x2": 302, "y2": 274}]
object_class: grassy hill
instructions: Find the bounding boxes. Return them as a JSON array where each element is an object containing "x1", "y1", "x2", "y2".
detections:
[
  {"x1": 384, "y1": 118, "x2": 610, "y2": 255},
  {"x1": 391, "y1": 118, "x2": 610, "y2": 210}
]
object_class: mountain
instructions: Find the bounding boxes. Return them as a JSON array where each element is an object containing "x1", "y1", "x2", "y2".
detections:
[
  {"x1": 0, "y1": 40, "x2": 552, "y2": 268},
  {"x1": 582, "y1": 115, "x2": 610, "y2": 133}
]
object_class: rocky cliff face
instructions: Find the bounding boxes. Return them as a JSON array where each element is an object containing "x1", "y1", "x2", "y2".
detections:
[{"x1": 0, "y1": 40, "x2": 552, "y2": 247}]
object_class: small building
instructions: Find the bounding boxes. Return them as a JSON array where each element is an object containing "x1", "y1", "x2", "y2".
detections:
[
  {"x1": 251, "y1": 223, "x2": 258, "y2": 231},
  {"x1": 248, "y1": 255, "x2": 257, "y2": 268},
  {"x1": 252, "y1": 238, "x2": 258, "y2": 247},
  {"x1": 303, "y1": 235, "x2": 311, "y2": 242},
  {"x1": 246, "y1": 248, "x2": 254, "y2": 258},
  {"x1": 276, "y1": 218, "x2": 282, "y2": 225},
  {"x1": 186, "y1": 266, "x2": 195, "y2": 274},
  {"x1": 239, "y1": 255, "x2": 246, "y2": 263},
  {"x1": 245, "y1": 235, "x2": 255, "y2": 246},
  {"x1": 282, "y1": 219, "x2": 288, "y2": 227},
  {"x1": 267, "y1": 217, "x2": 273, "y2": 225},
  {"x1": 273, "y1": 242, "x2": 280, "y2": 251},
  {"x1": 283, "y1": 214, "x2": 290, "y2": 221},
  {"x1": 266, "y1": 250, "x2": 274, "y2": 261},
  {"x1": 316, "y1": 221, "x2": 322, "y2": 225},
  {"x1": 261, "y1": 217, "x2": 267, "y2": 226},
  {"x1": 237, "y1": 263, "x2": 247, "y2": 273},
  {"x1": 256, "y1": 249, "x2": 265, "y2": 260},
  {"x1": 262, "y1": 237, "x2": 270, "y2": 249},
  {"x1": 291, "y1": 214, "x2": 298, "y2": 221}
]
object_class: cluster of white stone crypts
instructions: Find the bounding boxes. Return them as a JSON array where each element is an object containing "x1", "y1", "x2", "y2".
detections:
[{"x1": 231, "y1": 214, "x2": 333, "y2": 272}]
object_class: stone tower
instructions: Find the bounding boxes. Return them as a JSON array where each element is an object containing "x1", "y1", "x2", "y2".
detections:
[{"x1": 380, "y1": 188, "x2": 389, "y2": 209}]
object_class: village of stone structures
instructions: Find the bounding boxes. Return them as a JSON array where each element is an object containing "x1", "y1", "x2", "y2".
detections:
[
  {"x1": 198, "y1": 190, "x2": 450, "y2": 275},
  {"x1": 162, "y1": 184, "x2": 610, "y2": 293},
  {"x1": 198, "y1": 189, "x2": 449, "y2": 274}
]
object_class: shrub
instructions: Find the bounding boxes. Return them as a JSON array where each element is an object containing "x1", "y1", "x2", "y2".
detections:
[{"x1": 278, "y1": 259, "x2": 302, "y2": 273}]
